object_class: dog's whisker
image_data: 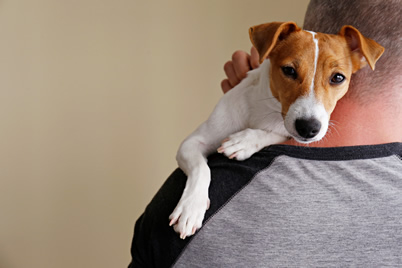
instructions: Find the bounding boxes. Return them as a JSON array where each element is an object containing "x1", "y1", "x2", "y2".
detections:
[
  {"x1": 257, "y1": 96, "x2": 279, "y2": 102},
  {"x1": 328, "y1": 120, "x2": 341, "y2": 137}
]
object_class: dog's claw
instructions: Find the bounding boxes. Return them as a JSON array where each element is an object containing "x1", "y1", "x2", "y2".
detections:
[
  {"x1": 169, "y1": 218, "x2": 177, "y2": 226},
  {"x1": 180, "y1": 232, "x2": 187, "y2": 240},
  {"x1": 229, "y1": 152, "x2": 238, "y2": 159}
]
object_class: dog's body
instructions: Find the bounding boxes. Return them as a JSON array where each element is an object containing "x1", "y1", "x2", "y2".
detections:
[{"x1": 169, "y1": 22, "x2": 384, "y2": 239}]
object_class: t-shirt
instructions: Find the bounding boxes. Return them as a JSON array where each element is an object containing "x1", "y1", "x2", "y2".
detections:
[{"x1": 129, "y1": 143, "x2": 402, "y2": 267}]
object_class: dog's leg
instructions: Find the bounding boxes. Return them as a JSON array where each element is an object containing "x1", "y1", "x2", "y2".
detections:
[
  {"x1": 170, "y1": 98, "x2": 246, "y2": 238},
  {"x1": 169, "y1": 135, "x2": 212, "y2": 239},
  {"x1": 218, "y1": 128, "x2": 287, "y2": 160},
  {"x1": 169, "y1": 75, "x2": 259, "y2": 239}
]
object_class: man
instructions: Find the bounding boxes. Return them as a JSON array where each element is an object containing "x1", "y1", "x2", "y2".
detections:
[{"x1": 129, "y1": 0, "x2": 402, "y2": 267}]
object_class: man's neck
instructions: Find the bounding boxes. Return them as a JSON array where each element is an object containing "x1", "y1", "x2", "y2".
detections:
[{"x1": 283, "y1": 98, "x2": 402, "y2": 147}]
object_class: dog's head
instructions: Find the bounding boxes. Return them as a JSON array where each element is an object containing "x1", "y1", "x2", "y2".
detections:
[{"x1": 249, "y1": 22, "x2": 384, "y2": 143}]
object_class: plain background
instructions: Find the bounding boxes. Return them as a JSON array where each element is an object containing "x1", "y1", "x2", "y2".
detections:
[{"x1": 0, "y1": 0, "x2": 309, "y2": 267}]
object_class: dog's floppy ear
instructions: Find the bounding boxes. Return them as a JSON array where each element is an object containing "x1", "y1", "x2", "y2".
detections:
[
  {"x1": 339, "y1": 25, "x2": 385, "y2": 71},
  {"x1": 249, "y1": 21, "x2": 300, "y2": 64}
]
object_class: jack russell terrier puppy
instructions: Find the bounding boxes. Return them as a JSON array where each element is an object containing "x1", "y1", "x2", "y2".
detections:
[{"x1": 169, "y1": 21, "x2": 384, "y2": 239}]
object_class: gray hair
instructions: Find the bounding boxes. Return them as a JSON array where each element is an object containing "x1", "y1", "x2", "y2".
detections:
[{"x1": 304, "y1": 0, "x2": 402, "y2": 104}]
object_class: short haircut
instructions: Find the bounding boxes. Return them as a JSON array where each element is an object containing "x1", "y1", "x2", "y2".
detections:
[{"x1": 303, "y1": 0, "x2": 402, "y2": 104}]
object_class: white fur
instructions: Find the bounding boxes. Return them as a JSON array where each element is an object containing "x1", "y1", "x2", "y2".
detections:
[{"x1": 306, "y1": 31, "x2": 319, "y2": 92}]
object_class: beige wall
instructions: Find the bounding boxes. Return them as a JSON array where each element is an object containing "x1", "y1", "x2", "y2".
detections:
[{"x1": 0, "y1": 0, "x2": 309, "y2": 267}]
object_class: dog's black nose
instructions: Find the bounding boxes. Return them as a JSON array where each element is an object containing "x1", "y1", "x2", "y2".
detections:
[{"x1": 295, "y1": 118, "x2": 321, "y2": 139}]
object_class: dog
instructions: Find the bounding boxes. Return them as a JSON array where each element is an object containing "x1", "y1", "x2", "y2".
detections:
[{"x1": 169, "y1": 21, "x2": 384, "y2": 239}]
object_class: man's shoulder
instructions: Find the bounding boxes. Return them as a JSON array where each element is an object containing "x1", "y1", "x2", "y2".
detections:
[{"x1": 129, "y1": 143, "x2": 402, "y2": 267}]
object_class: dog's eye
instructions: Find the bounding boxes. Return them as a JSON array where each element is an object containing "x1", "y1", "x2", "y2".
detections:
[
  {"x1": 281, "y1": 66, "x2": 297, "y2": 79},
  {"x1": 330, "y1": 73, "x2": 345, "y2": 84}
]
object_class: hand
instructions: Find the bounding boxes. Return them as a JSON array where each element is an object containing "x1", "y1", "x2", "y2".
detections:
[{"x1": 221, "y1": 46, "x2": 260, "y2": 93}]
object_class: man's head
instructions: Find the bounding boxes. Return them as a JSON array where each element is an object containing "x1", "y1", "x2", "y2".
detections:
[{"x1": 304, "y1": 0, "x2": 402, "y2": 105}]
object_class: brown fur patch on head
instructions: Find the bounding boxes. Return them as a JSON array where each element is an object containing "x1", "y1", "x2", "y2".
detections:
[
  {"x1": 268, "y1": 30, "x2": 318, "y2": 116},
  {"x1": 312, "y1": 33, "x2": 353, "y2": 114}
]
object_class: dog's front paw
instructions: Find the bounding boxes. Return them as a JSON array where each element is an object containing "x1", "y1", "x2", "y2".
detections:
[
  {"x1": 169, "y1": 193, "x2": 210, "y2": 239},
  {"x1": 217, "y1": 128, "x2": 266, "y2": 161}
]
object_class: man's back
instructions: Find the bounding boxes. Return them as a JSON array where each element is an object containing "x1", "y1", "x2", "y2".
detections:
[{"x1": 130, "y1": 143, "x2": 402, "y2": 267}]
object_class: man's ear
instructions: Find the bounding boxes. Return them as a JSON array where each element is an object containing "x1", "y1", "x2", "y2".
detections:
[
  {"x1": 249, "y1": 21, "x2": 301, "y2": 64},
  {"x1": 339, "y1": 25, "x2": 385, "y2": 72}
]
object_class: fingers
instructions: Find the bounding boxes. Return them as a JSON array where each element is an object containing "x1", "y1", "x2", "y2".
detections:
[
  {"x1": 231, "y1": 50, "x2": 252, "y2": 82},
  {"x1": 221, "y1": 47, "x2": 260, "y2": 93},
  {"x1": 221, "y1": 50, "x2": 250, "y2": 93},
  {"x1": 250, "y1": 46, "x2": 260, "y2": 69},
  {"x1": 223, "y1": 60, "x2": 241, "y2": 88},
  {"x1": 221, "y1": 79, "x2": 232, "y2": 94}
]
